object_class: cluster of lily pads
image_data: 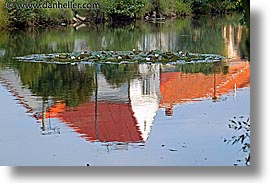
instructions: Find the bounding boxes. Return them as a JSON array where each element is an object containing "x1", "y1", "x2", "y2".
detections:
[{"x1": 16, "y1": 50, "x2": 225, "y2": 64}]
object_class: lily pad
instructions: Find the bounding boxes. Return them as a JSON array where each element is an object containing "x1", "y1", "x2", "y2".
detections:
[{"x1": 15, "y1": 50, "x2": 225, "y2": 64}]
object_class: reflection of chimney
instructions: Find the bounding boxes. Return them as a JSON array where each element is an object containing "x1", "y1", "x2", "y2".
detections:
[
  {"x1": 233, "y1": 83, "x2": 237, "y2": 99},
  {"x1": 41, "y1": 98, "x2": 47, "y2": 135},
  {"x1": 165, "y1": 106, "x2": 173, "y2": 116},
  {"x1": 212, "y1": 96, "x2": 218, "y2": 102},
  {"x1": 212, "y1": 74, "x2": 218, "y2": 102}
]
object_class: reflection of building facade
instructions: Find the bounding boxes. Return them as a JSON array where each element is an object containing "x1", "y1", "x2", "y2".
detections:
[
  {"x1": 1, "y1": 61, "x2": 250, "y2": 144},
  {"x1": 0, "y1": 69, "x2": 44, "y2": 114},
  {"x1": 73, "y1": 39, "x2": 89, "y2": 52},
  {"x1": 47, "y1": 42, "x2": 58, "y2": 52},
  {"x1": 0, "y1": 49, "x2": 5, "y2": 57},
  {"x1": 223, "y1": 25, "x2": 244, "y2": 59},
  {"x1": 38, "y1": 64, "x2": 161, "y2": 143},
  {"x1": 137, "y1": 32, "x2": 178, "y2": 51}
]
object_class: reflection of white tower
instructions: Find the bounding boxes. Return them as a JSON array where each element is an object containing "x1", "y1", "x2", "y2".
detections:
[
  {"x1": 0, "y1": 49, "x2": 5, "y2": 57},
  {"x1": 223, "y1": 25, "x2": 243, "y2": 59},
  {"x1": 137, "y1": 32, "x2": 177, "y2": 51},
  {"x1": 48, "y1": 42, "x2": 57, "y2": 52},
  {"x1": 130, "y1": 64, "x2": 160, "y2": 141},
  {"x1": 74, "y1": 39, "x2": 89, "y2": 52}
]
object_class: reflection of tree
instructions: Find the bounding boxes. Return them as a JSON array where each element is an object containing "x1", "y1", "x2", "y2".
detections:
[
  {"x1": 0, "y1": 15, "x2": 250, "y2": 65},
  {"x1": 177, "y1": 61, "x2": 229, "y2": 75},
  {"x1": 224, "y1": 116, "x2": 250, "y2": 166},
  {"x1": 100, "y1": 63, "x2": 139, "y2": 88},
  {"x1": 17, "y1": 62, "x2": 139, "y2": 106},
  {"x1": 239, "y1": 27, "x2": 249, "y2": 60},
  {"x1": 18, "y1": 62, "x2": 96, "y2": 107}
]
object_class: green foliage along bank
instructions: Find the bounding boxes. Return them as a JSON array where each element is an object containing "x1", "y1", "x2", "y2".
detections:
[
  {"x1": 2, "y1": 0, "x2": 74, "y2": 27},
  {"x1": 0, "y1": 0, "x2": 248, "y2": 28},
  {"x1": 0, "y1": 0, "x2": 9, "y2": 28}
]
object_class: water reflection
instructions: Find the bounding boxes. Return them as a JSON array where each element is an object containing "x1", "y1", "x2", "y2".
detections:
[
  {"x1": 0, "y1": 60, "x2": 250, "y2": 144},
  {"x1": 0, "y1": 15, "x2": 250, "y2": 165},
  {"x1": 35, "y1": 63, "x2": 160, "y2": 143},
  {"x1": 0, "y1": 15, "x2": 249, "y2": 61}
]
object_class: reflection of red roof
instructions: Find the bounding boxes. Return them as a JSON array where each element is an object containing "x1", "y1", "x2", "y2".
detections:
[
  {"x1": 43, "y1": 60, "x2": 250, "y2": 142},
  {"x1": 46, "y1": 102, "x2": 143, "y2": 143},
  {"x1": 214, "y1": 61, "x2": 250, "y2": 95},
  {"x1": 160, "y1": 61, "x2": 250, "y2": 107}
]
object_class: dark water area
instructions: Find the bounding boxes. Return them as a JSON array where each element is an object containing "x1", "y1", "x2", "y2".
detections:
[{"x1": 0, "y1": 15, "x2": 250, "y2": 166}]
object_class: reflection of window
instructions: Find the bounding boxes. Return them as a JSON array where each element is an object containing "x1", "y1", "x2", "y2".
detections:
[
  {"x1": 74, "y1": 39, "x2": 89, "y2": 52},
  {"x1": 0, "y1": 49, "x2": 5, "y2": 57},
  {"x1": 142, "y1": 78, "x2": 150, "y2": 95}
]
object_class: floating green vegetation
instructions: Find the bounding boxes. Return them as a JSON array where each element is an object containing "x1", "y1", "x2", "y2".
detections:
[{"x1": 16, "y1": 50, "x2": 225, "y2": 64}]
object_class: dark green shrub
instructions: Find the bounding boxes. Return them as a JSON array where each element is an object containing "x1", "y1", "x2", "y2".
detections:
[
  {"x1": 158, "y1": 0, "x2": 191, "y2": 16},
  {"x1": 107, "y1": 0, "x2": 145, "y2": 19}
]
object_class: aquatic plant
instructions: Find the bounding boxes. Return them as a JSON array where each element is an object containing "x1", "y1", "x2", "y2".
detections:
[
  {"x1": 15, "y1": 50, "x2": 225, "y2": 64},
  {"x1": 224, "y1": 116, "x2": 250, "y2": 166}
]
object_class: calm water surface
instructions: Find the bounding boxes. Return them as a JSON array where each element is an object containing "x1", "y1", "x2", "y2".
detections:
[{"x1": 0, "y1": 15, "x2": 250, "y2": 166}]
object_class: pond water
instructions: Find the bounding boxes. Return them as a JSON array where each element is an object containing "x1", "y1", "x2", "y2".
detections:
[{"x1": 0, "y1": 15, "x2": 250, "y2": 166}]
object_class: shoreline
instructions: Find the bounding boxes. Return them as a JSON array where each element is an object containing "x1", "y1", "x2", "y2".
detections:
[
  {"x1": 1, "y1": 0, "x2": 248, "y2": 30},
  {"x1": 1, "y1": 12, "x2": 242, "y2": 30}
]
